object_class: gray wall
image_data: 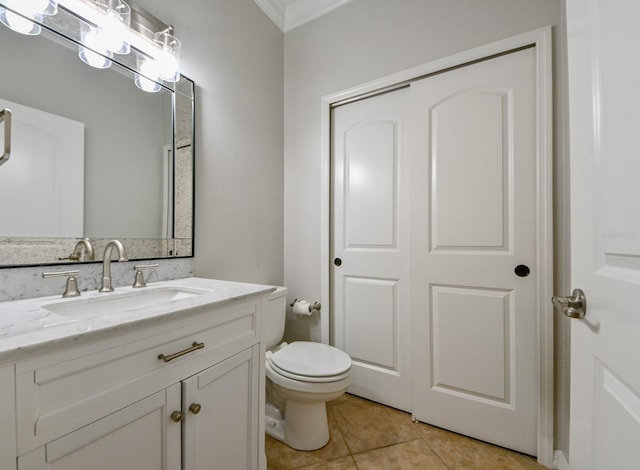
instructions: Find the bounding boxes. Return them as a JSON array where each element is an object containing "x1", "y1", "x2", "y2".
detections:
[
  {"x1": 282, "y1": 0, "x2": 569, "y2": 458},
  {"x1": 134, "y1": 0, "x2": 285, "y2": 286}
]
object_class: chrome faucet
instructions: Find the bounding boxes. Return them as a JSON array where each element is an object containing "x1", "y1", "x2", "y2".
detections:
[
  {"x1": 71, "y1": 238, "x2": 95, "y2": 261},
  {"x1": 98, "y1": 240, "x2": 128, "y2": 293}
]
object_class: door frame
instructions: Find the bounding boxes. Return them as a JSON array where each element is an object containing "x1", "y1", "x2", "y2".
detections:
[{"x1": 319, "y1": 27, "x2": 553, "y2": 466}]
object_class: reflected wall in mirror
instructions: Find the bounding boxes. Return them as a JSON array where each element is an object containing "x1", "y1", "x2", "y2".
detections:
[{"x1": 0, "y1": 12, "x2": 194, "y2": 267}]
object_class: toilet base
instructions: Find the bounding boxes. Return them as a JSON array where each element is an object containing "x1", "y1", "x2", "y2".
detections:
[{"x1": 266, "y1": 399, "x2": 330, "y2": 451}]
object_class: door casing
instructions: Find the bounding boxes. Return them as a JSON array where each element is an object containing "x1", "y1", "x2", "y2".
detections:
[{"x1": 319, "y1": 27, "x2": 553, "y2": 467}]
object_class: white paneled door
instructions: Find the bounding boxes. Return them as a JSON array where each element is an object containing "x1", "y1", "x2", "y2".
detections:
[
  {"x1": 332, "y1": 47, "x2": 539, "y2": 454},
  {"x1": 409, "y1": 47, "x2": 537, "y2": 455},
  {"x1": 565, "y1": 1, "x2": 640, "y2": 468},
  {"x1": 331, "y1": 88, "x2": 412, "y2": 412}
]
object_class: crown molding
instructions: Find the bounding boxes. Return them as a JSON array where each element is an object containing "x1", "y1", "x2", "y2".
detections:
[
  {"x1": 284, "y1": 0, "x2": 353, "y2": 32},
  {"x1": 254, "y1": 0, "x2": 286, "y2": 32},
  {"x1": 255, "y1": 0, "x2": 353, "y2": 33}
]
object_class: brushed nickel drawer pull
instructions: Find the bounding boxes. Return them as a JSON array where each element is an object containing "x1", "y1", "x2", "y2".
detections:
[{"x1": 158, "y1": 341, "x2": 204, "y2": 363}]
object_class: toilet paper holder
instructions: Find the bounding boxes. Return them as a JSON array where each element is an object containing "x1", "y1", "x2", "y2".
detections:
[{"x1": 290, "y1": 298, "x2": 321, "y2": 313}]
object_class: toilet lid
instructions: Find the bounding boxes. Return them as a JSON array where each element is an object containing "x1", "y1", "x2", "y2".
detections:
[{"x1": 269, "y1": 341, "x2": 351, "y2": 378}]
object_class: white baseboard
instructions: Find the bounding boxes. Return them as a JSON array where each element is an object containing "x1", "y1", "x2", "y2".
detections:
[{"x1": 553, "y1": 450, "x2": 569, "y2": 470}]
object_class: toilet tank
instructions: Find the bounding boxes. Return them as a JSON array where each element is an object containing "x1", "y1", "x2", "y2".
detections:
[{"x1": 264, "y1": 286, "x2": 287, "y2": 349}]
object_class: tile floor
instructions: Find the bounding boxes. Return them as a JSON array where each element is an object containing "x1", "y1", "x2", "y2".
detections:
[{"x1": 266, "y1": 394, "x2": 547, "y2": 469}]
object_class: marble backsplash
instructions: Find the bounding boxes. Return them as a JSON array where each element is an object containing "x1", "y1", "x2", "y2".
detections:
[
  {"x1": 0, "y1": 257, "x2": 193, "y2": 302},
  {"x1": 0, "y1": 237, "x2": 193, "y2": 266}
]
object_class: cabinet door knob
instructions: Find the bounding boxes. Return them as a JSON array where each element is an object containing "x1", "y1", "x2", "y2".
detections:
[
  {"x1": 189, "y1": 403, "x2": 202, "y2": 415},
  {"x1": 171, "y1": 410, "x2": 184, "y2": 423}
]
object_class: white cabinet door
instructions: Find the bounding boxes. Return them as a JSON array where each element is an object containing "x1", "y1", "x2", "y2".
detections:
[
  {"x1": 0, "y1": 364, "x2": 16, "y2": 470},
  {"x1": 18, "y1": 385, "x2": 182, "y2": 470},
  {"x1": 182, "y1": 346, "x2": 260, "y2": 470}
]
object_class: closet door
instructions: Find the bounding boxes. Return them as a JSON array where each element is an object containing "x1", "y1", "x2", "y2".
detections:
[
  {"x1": 409, "y1": 47, "x2": 538, "y2": 455},
  {"x1": 331, "y1": 88, "x2": 412, "y2": 412}
]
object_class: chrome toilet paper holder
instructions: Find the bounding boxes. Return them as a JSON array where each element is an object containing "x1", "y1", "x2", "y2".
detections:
[{"x1": 290, "y1": 298, "x2": 321, "y2": 313}]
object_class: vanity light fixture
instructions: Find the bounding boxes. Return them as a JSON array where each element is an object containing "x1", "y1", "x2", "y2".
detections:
[
  {"x1": 0, "y1": 0, "x2": 181, "y2": 92},
  {"x1": 0, "y1": 0, "x2": 57, "y2": 36}
]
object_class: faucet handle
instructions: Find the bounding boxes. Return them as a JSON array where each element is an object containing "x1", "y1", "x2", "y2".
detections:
[
  {"x1": 43, "y1": 270, "x2": 81, "y2": 298},
  {"x1": 132, "y1": 264, "x2": 159, "y2": 288}
]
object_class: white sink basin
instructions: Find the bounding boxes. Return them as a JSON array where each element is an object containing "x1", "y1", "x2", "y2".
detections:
[{"x1": 43, "y1": 287, "x2": 207, "y2": 319}]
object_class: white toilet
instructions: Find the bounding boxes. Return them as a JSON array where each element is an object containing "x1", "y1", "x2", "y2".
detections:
[{"x1": 264, "y1": 287, "x2": 351, "y2": 451}]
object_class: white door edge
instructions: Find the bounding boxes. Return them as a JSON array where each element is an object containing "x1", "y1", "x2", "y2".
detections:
[{"x1": 319, "y1": 26, "x2": 554, "y2": 467}]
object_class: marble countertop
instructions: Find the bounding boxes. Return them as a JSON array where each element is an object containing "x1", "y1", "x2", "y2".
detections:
[{"x1": 0, "y1": 277, "x2": 275, "y2": 363}]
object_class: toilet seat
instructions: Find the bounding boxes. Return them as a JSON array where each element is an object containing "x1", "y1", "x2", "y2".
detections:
[
  {"x1": 269, "y1": 361, "x2": 351, "y2": 383},
  {"x1": 267, "y1": 341, "x2": 351, "y2": 383}
]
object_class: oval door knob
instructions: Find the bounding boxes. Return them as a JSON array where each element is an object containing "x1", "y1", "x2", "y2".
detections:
[
  {"x1": 334, "y1": 258, "x2": 342, "y2": 266},
  {"x1": 514, "y1": 265, "x2": 530, "y2": 277},
  {"x1": 189, "y1": 403, "x2": 202, "y2": 415},
  {"x1": 552, "y1": 288, "x2": 587, "y2": 319},
  {"x1": 170, "y1": 410, "x2": 184, "y2": 423}
]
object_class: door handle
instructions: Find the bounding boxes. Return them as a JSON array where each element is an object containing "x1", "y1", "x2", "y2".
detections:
[
  {"x1": 514, "y1": 264, "x2": 530, "y2": 277},
  {"x1": 552, "y1": 289, "x2": 587, "y2": 319}
]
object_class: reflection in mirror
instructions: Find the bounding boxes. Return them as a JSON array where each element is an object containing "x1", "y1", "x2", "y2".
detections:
[{"x1": 0, "y1": 12, "x2": 194, "y2": 267}]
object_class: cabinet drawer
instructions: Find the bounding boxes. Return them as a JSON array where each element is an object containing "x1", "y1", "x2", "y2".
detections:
[{"x1": 16, "y1": 303, "x2": 258, "y2": 455}]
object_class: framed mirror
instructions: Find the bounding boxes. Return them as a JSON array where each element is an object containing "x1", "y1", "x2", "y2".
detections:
[{"x1": 0, "y1": 2, "x2": 194, "y2": 267}]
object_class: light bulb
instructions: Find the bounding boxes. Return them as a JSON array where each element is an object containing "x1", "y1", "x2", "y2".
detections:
[
  {"x1": 135, "y1": 57, "x2": 162, "y2": 93},
  {"x1": 0, "y1": 9, "x2": 41, "y2": 35},
  {"x1": 158, "y1": 47, "x2": 179, "y2": 82},
  {"x1": 79, "y1": 47, "x2": 112, "y2": 68},
  {"x1": 95, "y1": 0, "x2": 130, "y2": 55},
  {"x1": 25, "y1": 0, "x2": 52, "y2": 14},
  {"x1": 78, "y1": 27, "x2": 112, "y2": 69},
  {"x1": 154, "y1": 29, "x2": 181, "y2": 82},
  {"x1": 0, "y1": 0, "x2": 56, "y2": 36}
]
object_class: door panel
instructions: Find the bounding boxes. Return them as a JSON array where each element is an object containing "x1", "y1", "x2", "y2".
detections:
[
  {"x1": 332, "y1": 89, "x2": 411, "y2": 411},
  {"x1": 409, "y1": 48, "x2": 537, "y2": 455},
  {"x1": 344, "y1": 120, "x2": 397, "y2": 248},
  {"x1": 431, "y1": 91, "x2": 509, "y2": 249},
  {"x1": 566, "y1": 0, "x2": 640, "y2": 467},
  {"x1": 0, "y1": 98, "x2": 84, "y2": 238},
  {"x1": 343, "y1": 276, "x2": 398, "y2": 370},
  {"x1": 430, "y1": 285, "x2": 512, "y2": 403}
]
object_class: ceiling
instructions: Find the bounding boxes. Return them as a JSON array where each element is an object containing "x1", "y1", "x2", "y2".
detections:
[{"x1": 254, "y1": 0, "x2": 353, "y2": 32}]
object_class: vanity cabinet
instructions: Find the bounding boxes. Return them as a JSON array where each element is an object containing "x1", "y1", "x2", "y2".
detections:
[{"x1": 4, "y1": 293, "x2": 266, "y2": 470}]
